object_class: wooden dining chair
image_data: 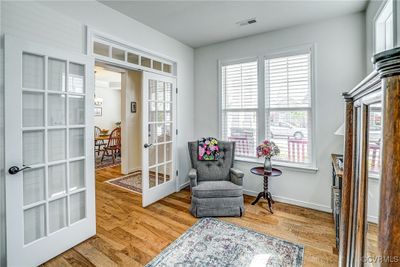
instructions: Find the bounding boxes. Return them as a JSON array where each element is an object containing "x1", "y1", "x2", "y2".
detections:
[
  {"x1": 100, "y1": 127, "x2": 121, "y2": 164},
  {"x1": 94, "y1": 126, "x2": 104, "y2": 156}
]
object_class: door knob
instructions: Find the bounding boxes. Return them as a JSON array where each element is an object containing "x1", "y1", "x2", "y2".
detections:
[
  {"x1": 8, "y1": 165, "x2": 31, "y2": 175},
  {"x1": 144, "y1": 143, "x2": 153, "y2": 148}
]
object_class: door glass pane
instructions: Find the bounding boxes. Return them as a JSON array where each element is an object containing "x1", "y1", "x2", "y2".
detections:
[
  {"x1": 23, "y1": 168, "x2": 45, "y2": 205},
  {"x1": 166, "y1": 162, "x2": 172, "y2": 182},
  {"x1": 165, "y1": 102, "x2": 172, "y2": 122},
  {"x1": 156, "y1": 81, "x2": 164, "y2": 101},
  {"x1": 166, "y1": 142, "x2": 172, "y2": 162},
  {"x1": 24, "y1": 204, "x2": 45, "y2": 244},
  {"x1": 23, "y1": 131, "x2": 44, "y2": 165},
  {"x1": 149, "y1": 124, "x2": 158, "y2": 144},
  {"x1": 70, "y1": 191, "x2": 85, "y2": 224},
  {"x1": 165, "y1": 83, "x2": 172, "y2": 102},
  {"x1": 69, "y1": 63, "x2": 85, "y2": 93},
  {"x1": 69, "y1": 128, "x2": 85, "y2": 158},
  {"x1": 149, "y1": 80, "x2": 156, "y2": 100},
  {"x1": 48, "y1": 94, "x2": 66, "y2": 126},
  {"x1": 149, "y1": 102, "x2": 156, "y2": 122},
  {"x1": 165, "y1": 123, "x2": 172, "y2": 142},
  {"x1": 157, "y1": 144, "x2": 165, "y2": 164},
  {"x1": 157, "y1": 102, "x2": 164, "y2": 122},
  {"x1": 48, "y1": 58, "x2": 66, "y2": 92},
  {"x1": 69, "y1": 95, "x2": 85, "y2": 125},
  {"x1": 70, "y1": 160, "x2": 85, "y2": 191},
  {"x1": 156, "y1": 123, "x2": 165, "y2": 143},
  {"x1": 158, "y1": 164, "x2": 166, "y2": 184},
  {"x1": 23, "y1": 92, "x2": 44, "y2": 127},
  {"x1": 149, "y1": 145, "x2": 156, "y2": 167},
  {"x1": 49, "y1": 197, "x2": 67, "y2": 233},
  {"x1": 48, "y1": 163, "x2": 67, "y2": 198},
  {"x1": 48, "y1": 129, "x2": 66, "y2": 162},
  {"x1": 149, "y1": 167, "x2": 156, "y2": 188},
  {"x1": 23, "y1": 53, "x2": 44, "y2": 90}
]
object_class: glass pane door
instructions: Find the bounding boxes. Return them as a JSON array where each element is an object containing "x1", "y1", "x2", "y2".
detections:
[{"x1": 142, "y1": 72, "x2": 176, "y2": 207}]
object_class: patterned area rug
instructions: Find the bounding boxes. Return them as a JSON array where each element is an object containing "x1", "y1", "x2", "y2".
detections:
[
  {"x1": 95, "y1": 155, "x2": 121, "y2": 169},
  {"x1": 146, "y1": 218, "x2": 304, "y2": 267},
  {"x1": 106, "y1": 170, "x2": 143, "y2": 193}
]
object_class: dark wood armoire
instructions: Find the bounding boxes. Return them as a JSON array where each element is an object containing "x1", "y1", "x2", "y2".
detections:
[{"x1": 340, "y1": 47, "x2": 400, "y2": 266}]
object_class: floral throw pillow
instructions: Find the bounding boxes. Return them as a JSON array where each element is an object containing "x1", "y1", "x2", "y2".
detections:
[{"x1": 198, "y1": 137, "x2": 220, "y2": 161}]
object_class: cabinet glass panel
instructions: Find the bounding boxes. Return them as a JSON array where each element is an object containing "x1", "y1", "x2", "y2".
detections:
[
  {"x1": 112, "y1": 47, "x2": 125, "y2": 61},
  {"x1": 69, "y1": 128, "x2": 85, "y2": 158},
  {"x1": 49, "y1": 198, "x2": 67, "y2": 233},
  {"x1": 23, "y1": 131, "x2": 44, "y2": 166},
  {"x1": 70, "y1": 191, "x2": 86, "y2": 224},
  {"x1": 69, "y1": 63, "x2": 85, "y2": 93},
  {"x1": 48, "y1": 129, "x2": 66, "y2": 162},
  {"x1": 23, "y1": 53, "x2": 44, "y2": 90},
  {"x1": 23, "y1": 167, "x2": 45, "y2": 206},
  {"x1": 69, "y1": 95, "x2": 85, "y2": 125},
  {"x1": 48, "y1": 58, "x2": 66, "y2": 92},
  {"x1": 48, "y1": 163, "x2": 67, "y2": 198},
  {"x1": 48, "y1": 93, "x2": 66, "y2": 126},
  {"x1": 69, "y1": 160, "x2": 85, "y2": 191},
  {"x1": 24, "y1": 204, "x2": 45, "y2": 244},
  {"x1": 23, "y1": 92, "x2": 44, "y2": 127}
]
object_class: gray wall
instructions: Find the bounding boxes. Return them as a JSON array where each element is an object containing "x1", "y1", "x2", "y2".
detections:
[{"x1": 194, "y1": 13, "x2": 366, "y2": 211}]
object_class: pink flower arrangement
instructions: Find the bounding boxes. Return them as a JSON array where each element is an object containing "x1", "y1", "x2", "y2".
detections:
[{"x1": 256, "y1": 140, "x2": 280, "y2": 158}]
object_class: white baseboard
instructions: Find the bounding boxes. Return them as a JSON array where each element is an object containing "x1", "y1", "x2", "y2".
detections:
[
  {"x1": 243, "y1": 189, "x2": 332, "y2": 213},
  {"x1": 368, "y1": 215, "x2": 378, "y2": 224},
  {"x1": 179, "y1": 181, "x2": 190, "y2": 190}
]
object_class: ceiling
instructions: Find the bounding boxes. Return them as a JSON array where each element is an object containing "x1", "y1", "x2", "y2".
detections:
[
  {"x1": 95, "y1": 66, "x2": 122, "y2": 90},
  {"x1": 100, "y1": 0, "x2": 368, "y2": 48}
]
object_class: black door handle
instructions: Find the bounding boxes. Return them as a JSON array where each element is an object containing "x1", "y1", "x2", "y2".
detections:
[
  {"x1": 8, "y1": 165, "x2": 31, "y2": 175},
  {"x1": 144, "y1": 143, "x2": 153, "y2": 148}
]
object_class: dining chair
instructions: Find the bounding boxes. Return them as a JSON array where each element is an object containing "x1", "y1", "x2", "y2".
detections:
[
  {"x1": 94, "y1": 126, "x2": 104, "y2": 156},
  {"x1": 100, "y1": 127, "x2": 121, "y2": 164}
]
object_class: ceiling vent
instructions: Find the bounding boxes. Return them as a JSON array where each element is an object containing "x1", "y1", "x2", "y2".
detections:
[{"x1": 236, "y1": 18, "x2": 257, "y2": 26}]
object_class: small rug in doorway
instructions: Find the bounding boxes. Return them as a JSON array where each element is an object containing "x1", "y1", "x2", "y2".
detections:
[
  {"x1": 146, "y1": 217, "x2": 304, "y2": 267},
  {"x1": 95, "y1": 155, "x2": 121, "y2": 169},
  {"x1": 106, "y1": 171, "x2": 158, "y2": 194}
]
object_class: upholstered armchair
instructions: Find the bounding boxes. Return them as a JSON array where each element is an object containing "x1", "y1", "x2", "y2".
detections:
[{"x1": 187, "y1": 141, "x2": 245, "y2": 217}]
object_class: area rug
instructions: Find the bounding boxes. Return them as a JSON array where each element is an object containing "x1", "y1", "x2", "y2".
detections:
[
  {"x1": 146, "y1": 217, "x2": 304, "y2": 267},
  {"x1": 106, "y1": 171, "x2": 158, "y2": 194},
  {"x1": 95, "y1": 155, "x2": 121, "y2": 169}
]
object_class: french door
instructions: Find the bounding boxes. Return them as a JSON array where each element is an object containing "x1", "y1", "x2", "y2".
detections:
[
  {"x1": 142, "y1": 72, "x2": 177, "y2": 207},
  {"x1": 4, "y1": 35, "x2": 95, "y2": 266}
]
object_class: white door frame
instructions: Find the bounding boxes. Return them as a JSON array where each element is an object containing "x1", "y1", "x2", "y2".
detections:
[{"x1": 4, "y1": 35, "x2": 95, "y2": 266}]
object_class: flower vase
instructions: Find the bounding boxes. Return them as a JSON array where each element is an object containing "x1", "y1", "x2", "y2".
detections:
[{"x1": 264, "y1": 157, "x2": 272, "y2": 174}]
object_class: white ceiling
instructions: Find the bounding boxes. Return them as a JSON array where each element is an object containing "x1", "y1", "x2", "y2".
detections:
[{"x1": 100, "y1": 0, "x2": 368, "y2": 48}]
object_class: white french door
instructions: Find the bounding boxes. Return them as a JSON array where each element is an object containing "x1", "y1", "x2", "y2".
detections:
[
  {"x1": 142, "y1": 72, "x2": 177, "y2": 207},
  {"x1": 4, "y1": 35, "x2": 95, "y2": 266}
]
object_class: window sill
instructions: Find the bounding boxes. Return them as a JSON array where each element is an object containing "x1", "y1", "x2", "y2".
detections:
[{"x1": 234, "y1": 157, "x2": 318, "y2": 173}]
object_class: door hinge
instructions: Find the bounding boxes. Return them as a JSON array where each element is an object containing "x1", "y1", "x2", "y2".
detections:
[
  {"x1": 176, "y1": 170, "x2": 179, "y2": 176},
  {"x1": 176, "y1": 88, "x2": 178, "y2": 94},
  {"x1": 176, "y1": 129, "x2": 178, "y2": 135}
]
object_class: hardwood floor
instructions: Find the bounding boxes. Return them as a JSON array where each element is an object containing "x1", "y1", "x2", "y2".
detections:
[{"x1": 44, "y1": 165, "x2": 338, "y2": 266}]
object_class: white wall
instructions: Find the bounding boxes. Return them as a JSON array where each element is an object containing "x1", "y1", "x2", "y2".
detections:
[
  {"x1": 194, "y1": 13, "x2": 366, "y2": 212},
  {"x1": 0, "y1": 0, "x2": 5, "y2": 265},
  {"x1": 94, "y1": 87, "x2": 121, "y2": 131},
  {"x1": 121, "y1": 70, "x2": 142, "y2": 174},
  {"x1": 1, "y1": 1, "x2": 194, "y2": 264}
]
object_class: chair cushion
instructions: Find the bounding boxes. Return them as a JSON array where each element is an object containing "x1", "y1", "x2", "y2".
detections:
[{"x1": 192, "y1": 181, "x2": 243, "y2": 198}]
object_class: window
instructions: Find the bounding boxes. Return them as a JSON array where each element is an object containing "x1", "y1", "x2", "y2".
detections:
[
  {"x1": 375, "y1": 0, "x2": 394, "y2": 53},
  {"x1": 220, "y1": 47, "x2": 314, "y2": 167},
  {"x1": 221, "y1": 60, "x2": 258, "y2": 158}
]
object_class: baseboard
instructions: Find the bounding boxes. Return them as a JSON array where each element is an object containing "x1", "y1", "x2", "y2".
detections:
[
  {"x1": 243, "y1": 189, "x2": 332, "y2": 213},
  {"x1": 368, "y1": 215, "x2": 378, "y2": 224},
  {"x1": 179, "y1": 181, "x2": 190, "y2": 190}
]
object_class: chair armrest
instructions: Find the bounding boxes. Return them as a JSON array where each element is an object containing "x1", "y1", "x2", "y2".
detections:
[
  {"x1": 230, "y1": 168, "x2": 244, "y2": 186},
  {"x1": 188, "y1": 168, "x2": 198, "y2": 188}
]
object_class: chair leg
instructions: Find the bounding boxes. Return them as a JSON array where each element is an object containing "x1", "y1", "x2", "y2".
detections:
[
  {"x1": 112, "y1": 150, "x2": 115, "y2": 164},
  {"x1": 101, "y1": 149, "x2": 107, "y2": 163}
]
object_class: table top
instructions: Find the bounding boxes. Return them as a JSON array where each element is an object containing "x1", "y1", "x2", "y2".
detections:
[{"x1": 250, "y1": 167, "x2": 282, "y2": 177}]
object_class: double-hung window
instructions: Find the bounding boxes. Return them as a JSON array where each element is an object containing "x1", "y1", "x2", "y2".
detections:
[{"x1": 220, "y1": 47, "x2": 314, "y2": 167}]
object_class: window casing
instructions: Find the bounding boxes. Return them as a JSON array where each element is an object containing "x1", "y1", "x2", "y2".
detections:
[
  {"x1": 375, "y1": 0, "x2": 394, "y2": 53},
  {"x1": 220, "y1": 46, "x2": 315, "y2": 168}
]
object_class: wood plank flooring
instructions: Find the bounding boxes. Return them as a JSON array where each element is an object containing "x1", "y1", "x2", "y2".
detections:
[{"x1": 43, "y1": 165, "x2": 338, "y2": 266}]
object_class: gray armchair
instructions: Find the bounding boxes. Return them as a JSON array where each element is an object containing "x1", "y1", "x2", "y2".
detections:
[{"x1": 188, "y1": 141, "x2": 244, "y2": 217}]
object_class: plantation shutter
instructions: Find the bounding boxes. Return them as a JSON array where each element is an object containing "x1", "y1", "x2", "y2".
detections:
[
  {"x1": 265, "y1": 52, "x2": 312, "y2": 164},
  {"x1": 221, "y1": 61, "x2": 258, "y2": 158}
]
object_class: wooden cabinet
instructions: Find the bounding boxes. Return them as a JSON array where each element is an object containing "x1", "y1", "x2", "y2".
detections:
[{"x1": 340, "y1": 47, "x2": 400, "y2": 266}]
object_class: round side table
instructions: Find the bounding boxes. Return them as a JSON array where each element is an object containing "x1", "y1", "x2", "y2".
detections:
[{"x1": 250, "y1": 167, "x2": 282, "y2": 214}]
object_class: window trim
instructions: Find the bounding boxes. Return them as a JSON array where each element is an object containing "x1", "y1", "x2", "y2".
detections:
[
  {"x1": 373, "y1": 0, "x2": 397, "y2": 54},
  {"x1": 218, "y1": 44, "x2": 317, "y2": 170}
]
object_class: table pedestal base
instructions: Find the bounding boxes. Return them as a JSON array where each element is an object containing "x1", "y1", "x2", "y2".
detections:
[{"x1": 251, "y1": 175, "x2": 275, "y2": 213}]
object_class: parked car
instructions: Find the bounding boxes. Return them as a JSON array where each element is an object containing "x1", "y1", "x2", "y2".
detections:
[{"x1": 270, "y1": 121, "x2": 307, "y2": 139}]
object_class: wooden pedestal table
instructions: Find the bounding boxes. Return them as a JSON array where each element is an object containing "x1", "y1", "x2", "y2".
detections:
[{"x1": 250, "y1": 167, "x2": 282, "y2": 214}]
